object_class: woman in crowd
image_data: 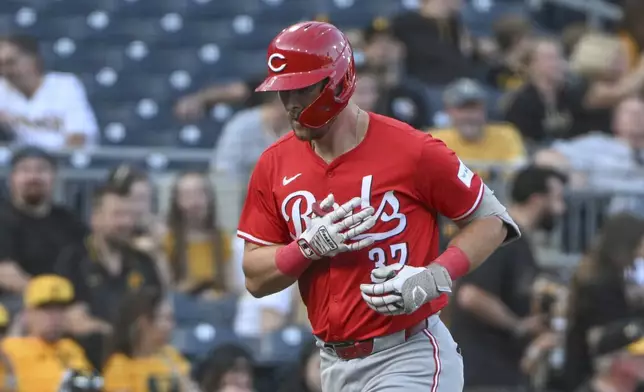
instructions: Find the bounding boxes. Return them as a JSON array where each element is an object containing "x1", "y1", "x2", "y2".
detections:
[
  {"x1": 164, "y1": 171, "x2": 233, "y2": 296},
  {"x1": 106, "y1": 165, "x2": 171, "y2": 285},
  {"x1": 103, "y1": 288, "x2": 199, "y2": 392},
  {"x1": 564, "y1": 213, "x2": 644, "y2": 390},
  {"x1": 195, "y1": 344, "x2": 255, "y2": 392},
  {"x1": 567, "y1": 32, "x2": 644, "y2": 138},
  {"x1": 277, "y1": 340, "x2": 321, "y2": 392}
]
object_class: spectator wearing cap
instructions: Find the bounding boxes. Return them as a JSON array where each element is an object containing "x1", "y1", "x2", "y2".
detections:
[
  {"x1": 0, "y1": 34, "x2": 98, "y2": 150},
  {"x1": 1, "y1": 275, "x2": 93, "y2": 392},
  {"x1": 576, "y1": 319, "x2": 644, "y2": 392},
  {"x1": 55, "y1": 185, "x2": 162, "y2": 368},
  {"x1": 430, "y1": 78, "x2": 527, "y2": 183},
  {"x1": 0, "y1": 147, "x2": 87, "y2": 295},
  {"x1": 450, "y1": 166, "x2": 567, "y2": 391}
]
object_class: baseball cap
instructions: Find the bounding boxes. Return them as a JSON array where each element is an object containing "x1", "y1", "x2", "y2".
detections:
[
  {"x1": 591, "y1": 319, "x2": 644, "y2": 357},
  {"x1": 443, "y1": 78, "x2": 487, "y2": 107},
  {"x1": 24, "y1": 275, "x2": 74, "y2": 309},
  {"x1": 10, "y1": 146, "x2": 56, "y2": 169}
]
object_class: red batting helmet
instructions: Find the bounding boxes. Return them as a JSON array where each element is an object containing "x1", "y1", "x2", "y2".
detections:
[{"x1": 255, "y1": 21, "x2": 356, "y2": 129}]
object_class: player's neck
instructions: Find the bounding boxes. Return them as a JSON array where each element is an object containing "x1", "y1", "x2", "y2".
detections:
[{"x1": 311, "y1": 105, "x2": 367, "y2": 163}]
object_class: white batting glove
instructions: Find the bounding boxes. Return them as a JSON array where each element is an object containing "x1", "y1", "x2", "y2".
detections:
[
  {"x1": 359, "y1": 263, "x2": 452, "y2": 316},
  {"x1": 297, "y1": 194, "x2": 376, "y2": 260}
]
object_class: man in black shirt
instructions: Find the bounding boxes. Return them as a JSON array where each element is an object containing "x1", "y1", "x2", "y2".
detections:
[
  {"x1": 576, "y1": 319, "x2": 644, "y2": 392},
  {"x1": 55, "y1": 185, "x2": 162, "y2": 367},
  {"x1": 0, "y1": 147, "x2": 87, "y2": 294},
  {"x1": 450, "y1": 166, "x2": 567, "y2": 391}
]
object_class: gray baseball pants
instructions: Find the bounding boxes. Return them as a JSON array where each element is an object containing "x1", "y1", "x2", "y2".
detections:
[{"x1": 318, "y1": 315, "x2": 464, "y2": 392}]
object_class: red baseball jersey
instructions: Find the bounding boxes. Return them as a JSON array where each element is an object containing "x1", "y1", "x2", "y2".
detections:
[{"x1": 237, "y1": 112, "x2": 484, "y2": 342}]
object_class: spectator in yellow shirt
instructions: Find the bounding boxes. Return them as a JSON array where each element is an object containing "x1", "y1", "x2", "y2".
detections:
[
  {"x1": 429, "y1": 78, "x2": 527, "y2": 182},
  {"x1": 103, "y1": 288, "x2": 198, "y2": 392},
  {"x1": 1, "y1": 275, "x2": 93, "y2": 392},
  {"x1": 164, "y1": 171, "x2": 233, "y2": 297}
]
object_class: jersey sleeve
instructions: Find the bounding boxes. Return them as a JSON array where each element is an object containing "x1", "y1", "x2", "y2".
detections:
[
  {"x1": 414, "y1": 137, "x2": 485, "y2": 222},
  {"x1": 237, "y1": 154, "x2": 290, "y2": 246}
]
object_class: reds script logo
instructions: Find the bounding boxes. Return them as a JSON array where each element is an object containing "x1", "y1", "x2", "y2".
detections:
[
  {"x1": 280, "y1": 175, "x2": 407, "y2": 241},
  {"x1": 268, "y1": 53, "x2": 287, "y2": 72}
]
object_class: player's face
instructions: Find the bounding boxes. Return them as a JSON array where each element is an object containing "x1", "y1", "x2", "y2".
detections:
[
  {"x1": 10, "y1": 157, "x2": 55, "y2": 206},
  {"x1": 279, "y1": 81, "x2": 329, "y2": 141},
  {"x1": 448, "y1": 102, "x2": 486, "y2": 140}
]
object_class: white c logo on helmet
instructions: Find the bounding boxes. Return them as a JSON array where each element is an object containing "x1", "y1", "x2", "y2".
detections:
[{"x1": 268, "y1": 53, "x2": 287, "y2": 72}]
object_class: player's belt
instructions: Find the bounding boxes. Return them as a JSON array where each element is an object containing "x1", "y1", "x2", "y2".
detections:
[{"x1": 320, "y1": 319, "x2": 429, "y2": 360}]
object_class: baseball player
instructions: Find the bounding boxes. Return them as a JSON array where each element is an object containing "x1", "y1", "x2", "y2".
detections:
[{"x1": 238, "y1": 21, "x2": 521, "y2": 392}]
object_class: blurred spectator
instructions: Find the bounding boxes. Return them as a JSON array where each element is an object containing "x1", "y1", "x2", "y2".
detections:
[
  {"x1": 620, "y1": 0, "x2": 644, "y2": 69},
  {"x1": 503, "y1": 38, "x2": 572, "y2": 144},
  {"x1": 0, "y1": 35, "x2": 98, "y2": 150},
  {"x1": 0, "y1": 147, "x2": 86, "y2": 294},
  {"x1": 576, "y1": 319, "x2": 644, "y2": 392},
  {"x1": 486, "y1": 15, "x2": 533, "y2": 92},
  {"x1": 567, "y1": 32, "x2": 644, "y2": 137},
  {"x1": 107, "y1": 165, "x2": 170, "y2": 286},
  {"x1": 565, "y1": 214, "x2": 644, "y2": 390},
  {"x1": 361, "y1": 18, "x2": 405, "y2": 90},
  {"x1": 561, "y1": 23, "x2": 590, "y2": 58},
  {"x1": 55, "y1": 186, "x2": 162, "y2": 367},
  {"x1": 164, "y1": 171, "x2": 233, "y2": 296},
  {"x1": 450, "y1": 166, "x2": 566, "y2": 391},
  {"x1": 352, "y1": 69, "x2": 382, "y2": 114},
  {"x1": 430, "y1": 78, "x2": 527, "y2": 182},
  {"x1": 277, "y1": 340, "x2": 321, "y2": 392},
  {"x1": 212, "y1": 94, "x2": 289, "y2": 185},
  {"x1": 103, "y1": 289, "x2": 199, "y2": 392},
  {"x1": 232, "y1": 236, "x2": 294, "y2": 339},
  {"x1": 174, "y1": 78, "x2": 265, "y2": 122},
  {"x1": 1, "y1": 276, "x2": 92, "y2": 392},
  {"x1": 195, "y1": 344, "x2": 254, "y2": 392},
  {"x1": 534, "y1": 96, "x2": 644, "y2": 215},
  {"x1": 392, "y1": 0, "x2": 478, "y2": 85}
]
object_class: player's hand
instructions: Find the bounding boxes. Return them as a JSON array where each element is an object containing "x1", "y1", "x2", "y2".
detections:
[
  {"x1": 297, "y1": 194, "x2": 376, "y2": 260},
  {"x1": 360, "y1": 263, "x2": 452, "y2": 316}
]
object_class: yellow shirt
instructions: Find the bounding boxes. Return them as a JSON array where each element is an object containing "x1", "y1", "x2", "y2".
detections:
[
  {"x1": 103, "y1": 346, "x2": 190, "y2": 392},
  {"x1": 620, "y1": 32, "x2": 640, "y2": 69},
  {"x1": 429, "y1": 123, "x2": 526, "y2": 181},
  {"x1": 1, "y1": 337, "x2": 92, "y2": 392},
  {"x1": 163, "y1": 232, "x2": 232, "y2": 284}
]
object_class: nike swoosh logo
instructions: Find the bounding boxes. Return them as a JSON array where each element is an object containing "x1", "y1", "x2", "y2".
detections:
[{"x1": 282, "y1": 173, "x2": 302, "y2": 186}]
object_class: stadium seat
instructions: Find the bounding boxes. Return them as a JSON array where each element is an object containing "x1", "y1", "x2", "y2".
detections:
[
  {"x1": 184, "y1": 0, "x2": 261, "y2": 20},
  {"x1": 173, "y1": 323, "x2": 240, "y2": 360},
  {"x1": 256, "y1": 325, "x2": 311, "y2": 364},
  {"x1": 325, "y1": 0, "x2": 402, "y2": 28},
  {"x1": 172, "y1": 292, "x2": 238, "y2": 327},
  {"x1": 462, "y1": 0, "x2": 529, "y2": 37}
]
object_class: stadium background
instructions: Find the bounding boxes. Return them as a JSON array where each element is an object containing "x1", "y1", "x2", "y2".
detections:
[{"x1": 0, "y1": 0, "x2": 639, "y2": 391}]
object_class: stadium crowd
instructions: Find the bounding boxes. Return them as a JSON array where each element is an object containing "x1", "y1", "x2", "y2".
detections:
[{"x1": 0, "y1": 0, "x2": 643, "y2": 391}]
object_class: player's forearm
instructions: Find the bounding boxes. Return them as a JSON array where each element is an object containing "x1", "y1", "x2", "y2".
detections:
[
  {"x1": 242, "y1": 243, "x2": 305, "y2": 298},
  {"x1": 447, "y1": 216, "x2": 507, "y2": 272}
]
